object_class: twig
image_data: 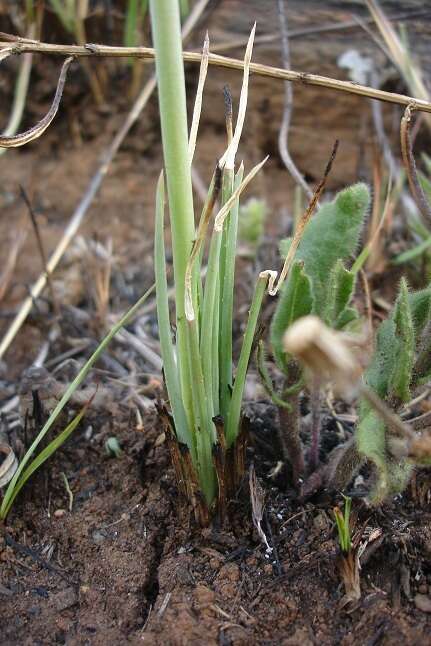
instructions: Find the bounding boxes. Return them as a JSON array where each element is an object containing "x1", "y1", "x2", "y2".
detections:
[
  {"x1": 271, "y1": 140, "x2": 338, "y2": 294},
  {"x1": 61, "y1": 471, "x2": 74, "y2": 512},
  {"x1": 277, "y1": 0, "x2": 313, "y2": 201},
  {"x1": 0, "y1": 228, "x2": 27, "y2": 302},
  {"x1": 0, "y1": 39, "x2": 431, "y2": 113},
  {"x1": 400, "y1": 103, "x2": 431, "y2": 227},
  {"x1": 19, "y1": 185, "x2": 58, "y2": 314},
  {"x1": 0, "y1": 24, "x2": 34, "y2": 157},
  {"x1": 0, "y1": 0, "x2": 210, "y2": 361},
  {"x1": 308, "y1": 377, "x2": 321, "y2": 472},
  {"x1": 0, "y1": 56, "x2": 73, "y2": 148}
]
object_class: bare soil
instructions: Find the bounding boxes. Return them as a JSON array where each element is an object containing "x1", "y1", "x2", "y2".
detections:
[{"x1": 1, "y1": 404, "x2": 431, "y2": 645}]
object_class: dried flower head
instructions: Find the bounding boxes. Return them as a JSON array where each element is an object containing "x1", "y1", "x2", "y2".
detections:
[{"x1": 283, "y1": 315, "x2": 362, "y2": 397}]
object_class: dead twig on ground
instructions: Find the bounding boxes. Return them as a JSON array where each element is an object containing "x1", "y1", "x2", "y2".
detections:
[{"x1": 0, "y1": 38, "x2": 431, "y2": 113}]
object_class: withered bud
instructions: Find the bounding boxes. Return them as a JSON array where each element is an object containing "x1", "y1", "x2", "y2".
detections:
[{"x1": 283, "y1": 315, "x2": 362, "y2": 397}]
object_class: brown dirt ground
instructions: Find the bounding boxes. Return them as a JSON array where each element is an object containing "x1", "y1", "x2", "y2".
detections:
[{"x1": 1, "y1": 4, "x2": 431, "y2": 644}]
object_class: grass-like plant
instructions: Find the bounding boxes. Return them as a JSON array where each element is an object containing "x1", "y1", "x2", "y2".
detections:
[
  {"x1": 333, "y1": 495, "x2": 361, "y2": 602},
  {"x1": 260, "y1": 183, "x2": 370, "y2": 486},
  {"x1": 0, "y1": 285, "x2": 154, "y2": 520},
  {"x1": 150, "y1": 1, "x2": 269, "y2": 519}
]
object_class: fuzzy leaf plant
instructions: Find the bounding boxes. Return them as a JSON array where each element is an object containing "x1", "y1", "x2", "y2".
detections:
[
  {"x1": 150, "y1": 3, "x2": 270, "y2": 523},
  {"x1": 261, "y1": 183, "x2": 371, "y2": 487},
  {"x1": 355, "y1": 278, "x2": 431, "y2": 502}
]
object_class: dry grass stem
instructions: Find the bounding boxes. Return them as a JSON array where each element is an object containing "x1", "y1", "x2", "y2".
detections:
[
  {"x1": 0, "y1": 56, "x2": 73, "y2": 148},
  {"x1": 188, "y1": 31, "x2": 209, "y2": 164},
  {"x1": 1, "y1": 39, "x2": 431, "y2": 113},
  {"x1": 400, "y1": 103, "x2": 431, "y2": 227},
  {"x1": 277, "y1": 0, "x2": 313, "y2": 200},
  {"x1": 270, "y1": 140, "x2": 338, "y2": 295}
]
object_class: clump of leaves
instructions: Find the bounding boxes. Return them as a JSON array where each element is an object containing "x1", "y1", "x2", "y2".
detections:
[
  {"x1": 333, "y1": 496, "x2": 361, "y2": 603},
  {"x1": 262, "y1": 183, "x2": 370, "y2": 487},
  {"x1": 356, "y1": 277, "x2": 431, "y2": 502}
]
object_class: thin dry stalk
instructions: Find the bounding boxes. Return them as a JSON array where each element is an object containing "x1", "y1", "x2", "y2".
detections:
[
  {"x1": 188, "y1": 31, "x2": 209, "y2": 164},
  {"x1": 366, "y1": 152, "x2": 387, "y2": 274},
  {"x1": 82, "y1": 237, "x2": 114, "y2": 324},
  {"x1": 366, "y1": 0, "x2": 431, "y2": 130},
  {"x1": 277, "y1": 0, "x2": 313, "y2": 201},
  {"x1": 1, "y1": 39, "x2": 431, "y2": 113},
  {"x1": 270, "y1": 140, "x2": 339, "y2": 294},
  {"x1": 74, "y1": 2, "x2": 105, "y2": 106},
  {"x1": 19, "y1": 185, "x2": 58, "y2": 314},
  {"x1": 400, "y1": 103, "x2": 431, "y2": 227},
  {"x1": 0, "y1": 229, "x2": 27, "y2": 302},
  {"x1": 0, "y1": 56, "x2": 73, "y2": 148}
]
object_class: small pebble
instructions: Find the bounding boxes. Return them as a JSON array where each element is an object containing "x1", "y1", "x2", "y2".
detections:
[
  {"x1": 54, "y1": 509, "x2": 66, "y2": 518},
  {"x1": 415, "y1": 594, "x2": 431, "y2": 613}
]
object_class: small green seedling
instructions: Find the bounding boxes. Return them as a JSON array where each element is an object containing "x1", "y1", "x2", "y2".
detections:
[
  {"x1": 333, "y1": 495, "x2": 360, "y2": 602},
  {"x1": 263, "y1": 183, "x2": 370, "y2": 486},
  {"x1": 105, "y1": 436, "x2": 123, "y2": 458},
  {"x1": 333, "y1": 495, "x2": 352, "y2": 554}
]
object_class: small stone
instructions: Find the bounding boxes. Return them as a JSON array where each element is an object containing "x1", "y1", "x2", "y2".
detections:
[
  {"x1": 418, "y1": 583, "x2": 428, "y2": 595},
  {"x1": 155, "y1": 432, "x2": 166, "y2": 447},
  {"x1": 209, "y1": 558, "x2": 219, "y2": 570},
  {"x1": 92, "y1": 530, "x2": 106, "y2": 544},
  {"x1": 263, "y1": 564, "x2": 273, "y2": 575},
  {"x1": 414, "y1": 594, "x2": 431, "y2": 613},
  {"x1": 54, "y1": 509, "x2": 66, "y2": 518},
  {"x1": 52, "y1": 587, "x2": 77, "y2": 611}
]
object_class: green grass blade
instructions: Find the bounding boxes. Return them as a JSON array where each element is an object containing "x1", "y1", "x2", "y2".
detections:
[
  {"x1": 186, "y1": 319, "x2": 216, "y2": 504},
  {"x1": 226, "y1": 274, "x2": 267, "y2": 447},
  {"x1": 149, "y1": 0, "x2": 196, "y2": 437},
  {"x1": 393, "y1": 236, "x2": 431, "y2": 264},
  {"x1": 219, "y1": 164, "x2": 244, "y2": 417},
  {"x1": 0, "y1": 283, "x2": 155, "y2": 519},
  {"x1": 154, "y1": 172, "x2": 191, "y2": 448},
  {"x1": 49, "y1": 0, "x2": 75, "y2": 33},
  {"x1": 1, "y1": 400, "x2": 90, "y2": 519},
  {"x1": 201, "y1": 229, "x2": 223, "y2": 414}
]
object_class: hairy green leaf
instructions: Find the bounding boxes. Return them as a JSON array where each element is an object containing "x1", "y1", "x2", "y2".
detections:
[
  {"x1": 293, "y1": 183, "x2": 370, "y2": 313},
  {"x1": 270, "y1": 261, "x2": 313, "y2": 370},
  {"x1": 323, "y1": 260, "x2": 357, "y2": 328},
  {"x1": 390, "y1": 278, "x2": 415, "y2": 402}
]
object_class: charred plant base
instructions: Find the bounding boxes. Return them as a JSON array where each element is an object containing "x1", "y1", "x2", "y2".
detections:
[
  {"x1": 1, "y1": 409, "x2": 431, "y2": 645},
  {"x1": 157, "y1": 403, "x2": 249, "y2": 527}
]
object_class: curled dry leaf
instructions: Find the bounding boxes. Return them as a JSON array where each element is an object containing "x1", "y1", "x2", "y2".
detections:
[
  {"x1": 0, "y1": 56, "x2": 73, "y2": 148},
  {"x1": 337, "y1": 550, "x2": 361, "y2": 606},
  {"x1": 283, "y1": 315, "x2": 362, "y2": 398},
  {"x1": 0, "y1": 438, "x2": 18, "y2": 488}
]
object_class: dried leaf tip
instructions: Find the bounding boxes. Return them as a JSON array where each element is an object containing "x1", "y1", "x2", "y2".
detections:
[{"x1": 283, "y1": 315, "x2": 361, "y2": 397}]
